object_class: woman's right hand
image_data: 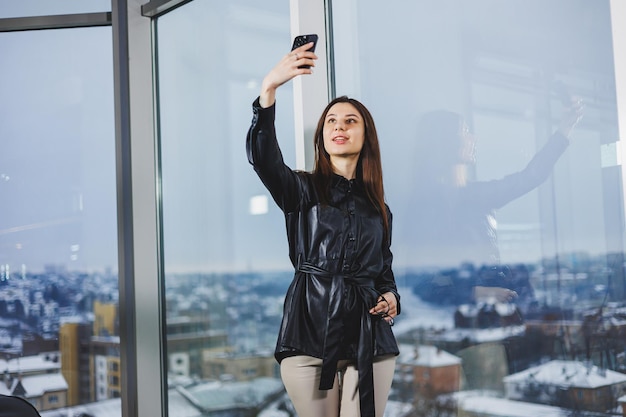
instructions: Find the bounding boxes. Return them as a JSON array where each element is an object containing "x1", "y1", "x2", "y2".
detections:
[{"x1": 259, "y1": 42, "x2": 317, "y2": 108}]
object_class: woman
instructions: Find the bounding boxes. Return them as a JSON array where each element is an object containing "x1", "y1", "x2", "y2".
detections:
[{"x1": 246, "y1": 42, "x2": 400, "y2": 417}]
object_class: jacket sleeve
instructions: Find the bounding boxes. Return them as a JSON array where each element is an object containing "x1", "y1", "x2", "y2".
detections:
[
  {"x1": 467, "y1": 131, "x2": 570, "y2": 210},
  {"x1": 246, "y1": 97, "x2": 301, "y2": 212},
  {"x1": 376, "y1": 206, "x2": 401, "y2": 315}
]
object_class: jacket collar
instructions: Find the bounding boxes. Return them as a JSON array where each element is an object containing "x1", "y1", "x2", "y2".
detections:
[{"x1": 331, "y1": 173, "x2": 362, "y2": 193}]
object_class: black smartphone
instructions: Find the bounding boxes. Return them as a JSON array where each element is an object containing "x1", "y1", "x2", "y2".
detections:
[{"x1": 291, "y1": 34, "x2": 318, "y2": 69}]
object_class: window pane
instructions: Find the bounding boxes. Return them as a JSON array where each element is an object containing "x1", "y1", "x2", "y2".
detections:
[
  {"x1": 155, "y1": 1, "x2": 294, "y2": 414},
  {"x1": 0, "y1": 0, "x2": 110, "y2": 18},
  {"x1": 333, "y1": 1, "x2": 624, "y2": 416},
  {"x1": 0, "y1": 27, "x2": 119, "y2": 415}
]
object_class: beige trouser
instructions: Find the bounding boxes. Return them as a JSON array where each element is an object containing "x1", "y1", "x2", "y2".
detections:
[{"x1": 280, "y1": 354, "x2": 396, "y2": 417}]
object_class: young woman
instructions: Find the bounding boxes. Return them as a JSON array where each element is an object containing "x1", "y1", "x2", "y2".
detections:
[{"x1": 246, "y1": 42, "x2": 400, "y2": 417}]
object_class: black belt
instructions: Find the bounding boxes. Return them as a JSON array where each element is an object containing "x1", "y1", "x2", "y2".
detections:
[{"x1": 297, "y1": 261, "x2": 382, "y2": 417}]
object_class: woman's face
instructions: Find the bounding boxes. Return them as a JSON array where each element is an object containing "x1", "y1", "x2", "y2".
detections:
[{"x1": 322, "y1": 102, "x2": 365, "y2": 160}]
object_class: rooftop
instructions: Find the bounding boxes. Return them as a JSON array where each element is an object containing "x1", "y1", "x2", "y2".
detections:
[
  {"x1": 0, "y1": 373, "x2": 67, "y2": 397},
  {"x1": 0, "y1": 354, "x2": 60, "y2": 374},
  {"x1": 397, "y1": 343, "x2": 461, "y2": 367},
  {"x1": 503, "y1": 360, "x2": 626, "y2": 388},
  {"x1": 458, "y1": 395, "x2": 566, "y2": 417}
]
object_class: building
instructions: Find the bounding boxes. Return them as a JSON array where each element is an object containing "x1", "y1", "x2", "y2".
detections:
[
  {"x1": 94, "y1": 300, "x2": 118, "y2": 337},
  {"x1": 167, "y1": 316, "x2": 228, "y2": 379},
  {"x1": 40, "y1": 378, "x2": 288, "y2": 417},
  {"x1": 0, "y1": 354, "x2": 68, "y2": 412},
  {"x1": 396, "y1": 344, "x2": 462, "y2": 399},
  {"x1": 91, "y1": 336, "x2": 122, "y2": 401},
  {"x1": 504, "y1": 360, "x2": 626, "y2": 413},
  {"x1": 59, "y1": 320, "x2": 92, "y2": 405},
  {"x1": 455, "y1": 395, "x2": 568, "y2": 417},
  {"x1": 202, "y1": 348, "x2": 279, "y2": 382}
]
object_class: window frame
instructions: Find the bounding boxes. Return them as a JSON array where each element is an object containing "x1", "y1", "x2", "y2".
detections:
[{"x1": 116, "y1": 0, "x2": 330, "y2": 415}]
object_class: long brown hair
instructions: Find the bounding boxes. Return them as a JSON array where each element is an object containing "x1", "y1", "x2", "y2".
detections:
[{"x1": 312, "y1": 96, "x2": 389, "y2": 240}]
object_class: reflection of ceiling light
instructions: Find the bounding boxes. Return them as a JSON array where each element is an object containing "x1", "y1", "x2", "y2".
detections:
[
  {"x1": 249, "y1": 195, "x2": 268, "y2": 215},
  {"x1": 246, "y1": 80, "x2": 259, "y2": 90},
  {"x1": 0, "y1": 174, "x2": 9, "y2": 181},
  {"x1": 15, "y1": 243, "x2": 22, "y2": 250}
]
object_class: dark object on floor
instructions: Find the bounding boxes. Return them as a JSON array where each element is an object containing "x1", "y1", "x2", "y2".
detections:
[{"x1": 0, "y1": 394, "x2": 42, "y2": 417}]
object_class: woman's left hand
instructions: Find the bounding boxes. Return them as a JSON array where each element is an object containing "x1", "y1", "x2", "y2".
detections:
[{"x1": 369, "y1": 292, "x2": 397, "y2": 324}]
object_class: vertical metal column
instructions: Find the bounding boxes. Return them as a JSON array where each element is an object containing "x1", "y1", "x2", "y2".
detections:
[
  {"x1": 290, "y1": 0, "x2": 330, "y2": 171},
  {"x1": 112, "y1": 0, "x2": 166, "y2": 416},
  {"x1": 609, "y1": 0, "x2": 626, "y2": 299}
]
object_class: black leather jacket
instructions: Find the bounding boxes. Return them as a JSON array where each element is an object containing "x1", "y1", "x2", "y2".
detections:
[{"x1": 246, "y1": 98, "x2": 400, "y2": 417}]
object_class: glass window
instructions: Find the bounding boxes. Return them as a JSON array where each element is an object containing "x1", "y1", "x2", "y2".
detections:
[
  {"x1": 0, "y1": 26, "x2": 118, "y2": 414},
  {"x1": 155, "y1": 0, "x2": 294, "y2": 414},
  {"x1": 332, "y1": 0, "x2": 624, "y2": 415},
  {"x1": 0, "y1": 0, "x2": 110, "y2": 18}
]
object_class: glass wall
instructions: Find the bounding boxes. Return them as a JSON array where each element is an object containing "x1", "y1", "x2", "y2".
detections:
[
  {"x1": 0, "y1": 25, "x2": 120, "y2": 415},
  {"x1": 332, "y1": 0, "x2": 626, "y2": 415},
  {"x1": 149, "y1": 0, "x2": 626, "y2": 416},
  {"x1": 154, "y1": 0, "x2": 296, "y2": 414},
  {"x1": 4, "y1": 0, "x2": 614, "y2": 416}
]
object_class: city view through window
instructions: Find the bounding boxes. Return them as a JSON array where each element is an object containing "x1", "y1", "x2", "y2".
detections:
[
  {"x1": 0, "y1": 24, "x2": 120, "y2": 415},
  {"x1": 1, "y1": 1, "x2": 626, "y2": 417}
]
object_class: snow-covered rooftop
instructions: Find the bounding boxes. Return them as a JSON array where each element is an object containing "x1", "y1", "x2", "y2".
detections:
[
  {"x1": 431, "y1": 325, "x2": 526, "y2": 343},
  {"x1": 0, "y1": 354, "x2": 60, "y2": 374},
  {"x1": 397, "y1": 343, "x2": 461, "y2": 367},
  {"x1": 458, "y1": 395, "x2": 567, "y2": 417},
  {"x1": 0, "y1": 373, "x2": 67, "y2": 397},
  {"x1": 40, "y1": 397, "x2": 126, "y2": 417},
  {"x1": 182, "y1": 376, "x2": 284, "y2": 410},
  {"x1": 38, "y1": 391, "x2": 417, "y2": 417},
  {"x1": 503, "y1": 360, "x2": 626, "y2": 388},
  {"x1": 20, "y1": 373, "x2": 68, "y2": 397}
]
